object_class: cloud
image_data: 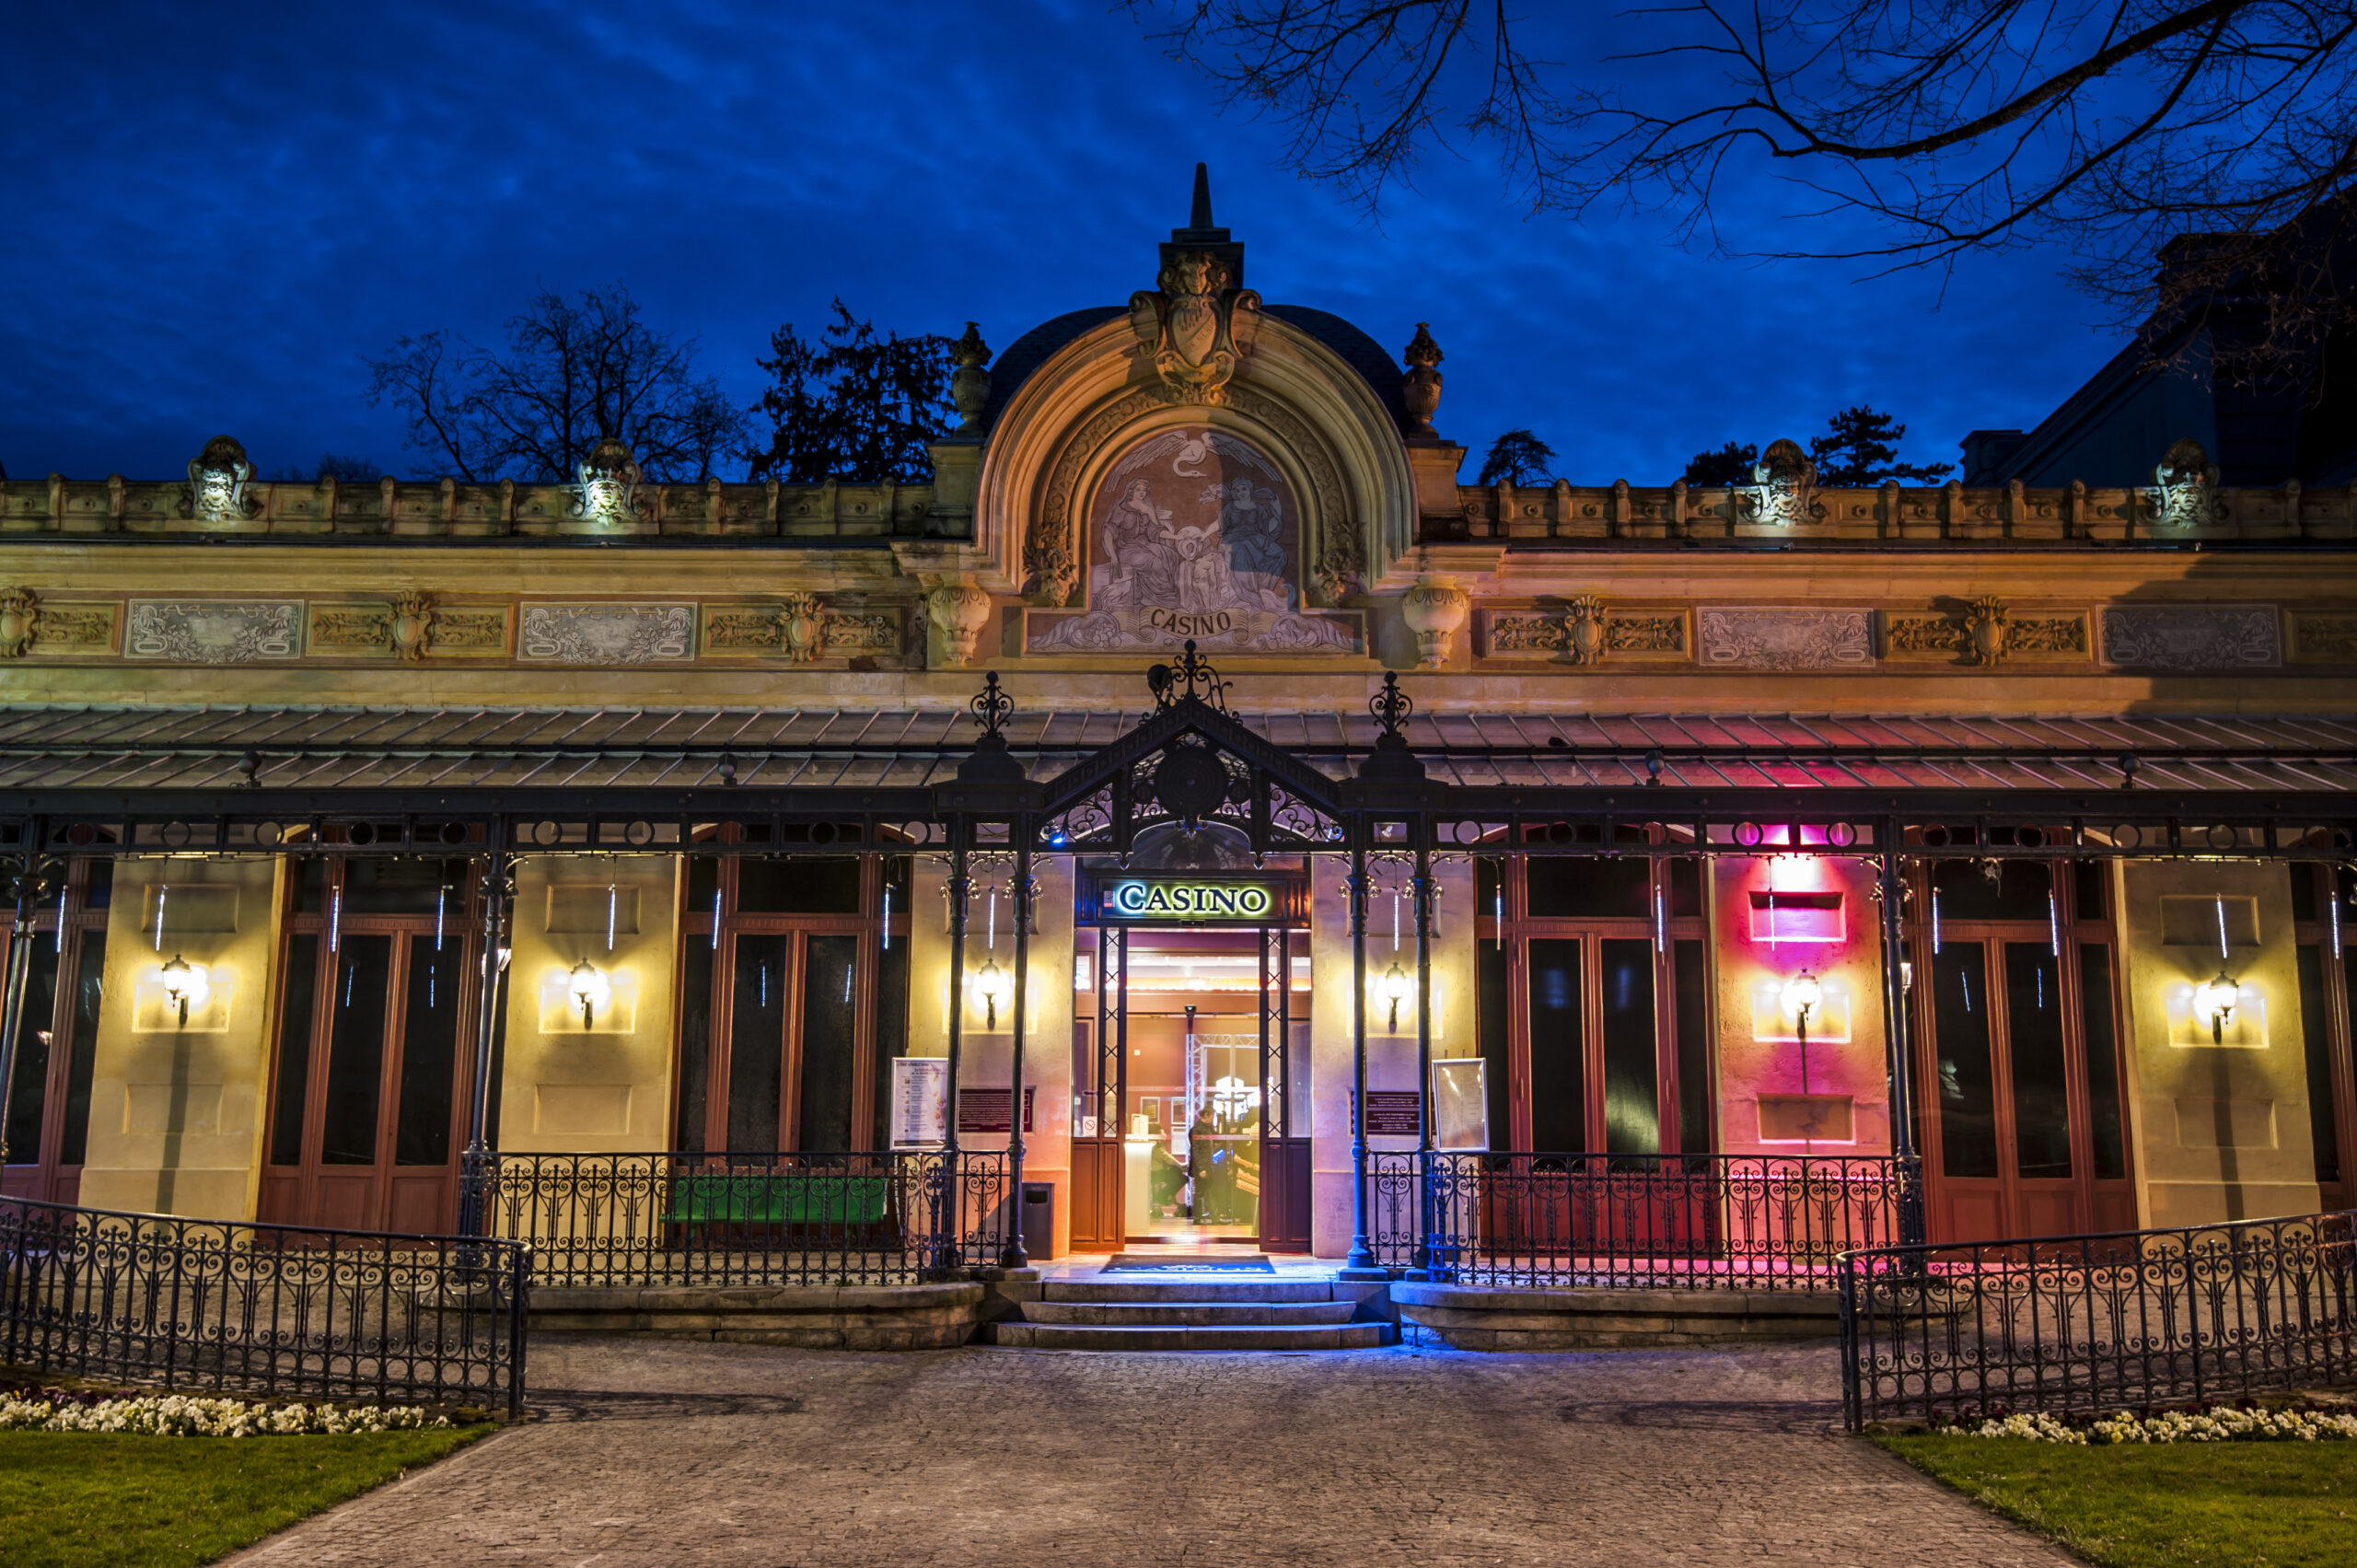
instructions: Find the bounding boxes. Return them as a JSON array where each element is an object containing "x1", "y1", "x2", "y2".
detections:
[{"x1": 0, "y1": 0, "x2": 2111, "y2": 482}]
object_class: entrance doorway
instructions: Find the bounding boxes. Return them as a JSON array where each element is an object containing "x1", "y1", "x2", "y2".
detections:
[{"x1": 1069, "y1": 924, "x2": 1311, "y2": 1251}]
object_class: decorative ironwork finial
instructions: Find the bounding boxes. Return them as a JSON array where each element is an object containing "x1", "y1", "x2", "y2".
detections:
[
  {"x1": 1145, "y1": 640, "x2": 1230, "y2": 712},
  {"x1": 970, "y1": 671, "x2": 1014, "y2": 740},
  {"x1": 1368, "y1": 671, "x2": 1413, "y2": 739}
]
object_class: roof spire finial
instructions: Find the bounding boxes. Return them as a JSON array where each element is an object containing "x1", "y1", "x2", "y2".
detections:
[{"x1": 1190, "y1": 161, "x2": 1214, "y2": 231}]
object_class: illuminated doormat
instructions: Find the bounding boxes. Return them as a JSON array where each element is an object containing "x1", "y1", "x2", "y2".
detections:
[{"x1": 1100, "y1": 1253, "x2": 1276, "y2": 1273}]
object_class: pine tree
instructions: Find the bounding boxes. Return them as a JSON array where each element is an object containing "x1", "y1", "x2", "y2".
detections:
[
  {"x1": 1807, "y1": 406, "x2": 1954, "y2": 486},
  {"x1": 1681, "y1": 440, "x2": 1758, "y2": 486},
  {"x1": 744, "y1": 302, "x2": 957, "y2": 484},
  {"x1": 1475, "y1": 428, "x2": 1556, "y2": 487}
]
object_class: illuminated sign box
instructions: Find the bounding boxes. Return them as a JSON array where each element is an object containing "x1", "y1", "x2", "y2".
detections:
[{"x1": 1082, "y1": 872, "x2": 1306, "y2": 924}]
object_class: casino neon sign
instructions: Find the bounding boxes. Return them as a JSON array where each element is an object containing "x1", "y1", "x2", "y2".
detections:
[{"x1": 1107, "y1": 879, "x2": 1274, "y2": 920}]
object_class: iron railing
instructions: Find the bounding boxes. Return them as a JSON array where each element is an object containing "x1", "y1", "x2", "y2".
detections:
[
  {"x1": 1371, "y1": 1152, "x2": 1916, "y2": 1290},
  {"x1": 1840, "y1": 1210, "x2": 2357, "y2": 1429},
  {"x1": 471, "y1": 1149, "x2": 1010, "y2": 1289},
  {"x1": 0, "y1": 1197, "x2": 528, "y2": 1419}
]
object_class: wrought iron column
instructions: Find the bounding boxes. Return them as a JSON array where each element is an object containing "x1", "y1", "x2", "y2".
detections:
[
  {"x1": 1412, "y1": 819, "x2": 1435, "y2": 1274},
  {"x1": 0, "y1": 846, "x2": 52, "y2": 1167},
  {"x1": 459, "y1": 836, "x2": 511, "y2": 1239},
  {"x1": 1345, "y1": 827, "x2": 1376, "y2": 1270},
  {"x1": 939, "y1": 820, "x2": 970, "y2": 1275},
  {"x1": 1878, "y1": 819, "x2": 1926, "y2": 1247},
  {"x1": 1000, "y1": 827, "x2": 1032, "y2": 1268}
]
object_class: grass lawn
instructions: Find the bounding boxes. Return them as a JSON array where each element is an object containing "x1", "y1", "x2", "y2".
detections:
[
  {"x1": 1877, "y1": 1434, "x2": 2357, "y2": 1568},
  {"x1": 0, "y1": 1425, "x2": 492, "y2": 1568}
]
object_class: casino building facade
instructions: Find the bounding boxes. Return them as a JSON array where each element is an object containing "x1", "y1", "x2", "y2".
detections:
[{"x1": 3, "y1": 181, "x2": 2357, "y2": 1273}]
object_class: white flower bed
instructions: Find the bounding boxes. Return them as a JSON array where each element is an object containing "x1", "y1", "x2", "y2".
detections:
[
  {"x1": 0, "y1": 1390, "x2": 453, "y2": 1437},
  {"x1": 1956, "y1": 1406, "x2": 2357, "y2": 1445}
]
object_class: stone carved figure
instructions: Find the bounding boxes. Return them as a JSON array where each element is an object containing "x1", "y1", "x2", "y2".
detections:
[
  {"x1": 1101, "y1": 479, "x2": 1182, "y2": 609},
  {"x1": 1130, "y1": 251, "x2": 1261, "y2": 406},
  {"x1": 181, "y1": 436, "x2": 260, "y2": 524},
  {"x1": 571, "y1": 437, "x2": 644, "y2": 528},
  {"x1": 2152, "y1": 436, "x2": 2221, "y2": 531},
  {"x1": 1747, "y1": 438, "x2": 1817, "y2": 528},
  {"x1": 949, "y1": 322, "x2": 992, "y2": 434},
  {"x1": 1401, "y1": 323, "x2": 1444, "y2": 436}
]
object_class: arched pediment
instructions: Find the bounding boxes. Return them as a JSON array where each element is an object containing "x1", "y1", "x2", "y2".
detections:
[{"x1": 971, "y1": 308, "x2": 1416, "y2": 656}]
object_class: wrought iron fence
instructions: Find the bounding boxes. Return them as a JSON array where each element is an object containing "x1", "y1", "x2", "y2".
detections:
[
  {"x1": 472, "y1": 1149, "x2": 1011, "y2": 1289},
  {"x1": 1370, "y1": 1152, "x2": 1914, "y2": 1290},
  {"x1": 0, "y1": 1197, "x2": 528, "y2": 1419},
  {"x1": 1840, "y1": 1210, "x2": 2357, "y2": 1429}
]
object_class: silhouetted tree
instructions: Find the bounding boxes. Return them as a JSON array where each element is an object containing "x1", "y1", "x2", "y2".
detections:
[
  {"x1": 1475, "y1": 427, "x2": 1556, "y2": 487},
  {"x1": 1681, "y1": 440, "x2": 1759, "y2": 487},
  {"x1": 744, "y1": 302, "x2": 957, "y2": 483},
  {"x1": 1681, "y1": 407, "x2": 1952, "y2": 485},
  {"x1": 1809, "y1": 406, "x2": 1954, "y2": 486},
  {"x1": 364, "y1": 285, "x2": 749, "y2": 483},
  {"x1": 273, "y1": 453, "x2": 381, "y2": 483},
  {"x1": 1133, "y1": 4, "x2": 2357, "y2": 369}
]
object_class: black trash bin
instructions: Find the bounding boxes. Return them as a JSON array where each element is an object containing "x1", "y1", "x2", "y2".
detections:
[{"x1": 1020, "y1": 1180, "x2": 1055, "y2": 1262}]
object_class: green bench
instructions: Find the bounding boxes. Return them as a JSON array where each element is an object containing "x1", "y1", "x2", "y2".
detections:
[{"x1": 664, "y1": 1174, "x2": 891, "y2": 1226}]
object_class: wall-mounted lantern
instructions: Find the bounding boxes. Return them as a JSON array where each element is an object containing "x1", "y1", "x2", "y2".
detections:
[
  {"x1": 569, "y1": 958, "x2": 609, "y2": 1028},
  {"x1": 1382, "y1": 959, "x2": 1411, "y2": 1031},
  {"x1": 2193, "y1": 970, "x2": 2239, "y2": 1043},
  {"x1": 1782, "y1": 968, "x2": 1823, "y2": 1093},
  {"x1": 975, "y1": 958, "x2": 1005, "y2": 1028},
  {"x1": 158, "y1": 953, "x2": 205, "y2": 1028}
]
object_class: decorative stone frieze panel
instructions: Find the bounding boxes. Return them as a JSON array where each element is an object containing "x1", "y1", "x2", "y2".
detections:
[
  {"x1": 701, "y1": 598, "x2": 901, "y2": 662},
  {"x1": 1484, "y1": 599, "x2": 1687, "y2": 664},
  {"x1": 125, "y1": 600, "x2": 301, "y2": 663},
  {"x1": 517, "y1": 603, "x2": 693, "y2": 665},
  {"x1": 2099, "y1": 605, "x2": 2281, "y2": 670},
  {"x1": 2287, "y1": 611, "x2": 2357, "y2": 662},
  {"x1": 23, "y1": 603, "x2": 117, "y2": 655},
  {"x1": 1697, "y1": 609, "x2": 1874, "y2": 670},
  {"x1": 1884, "y1": 606, "x2": 2089, "y2": 663}
]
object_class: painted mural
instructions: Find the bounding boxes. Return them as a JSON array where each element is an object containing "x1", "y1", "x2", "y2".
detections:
[{"x1": 1028, "y1": 429, "x2": 1358, "y2": 653}]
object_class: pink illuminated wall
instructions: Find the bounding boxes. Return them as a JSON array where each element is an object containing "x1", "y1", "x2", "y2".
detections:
[{"x1": 1710, "y1": 850, "x2": 1893, "y2": 1156}]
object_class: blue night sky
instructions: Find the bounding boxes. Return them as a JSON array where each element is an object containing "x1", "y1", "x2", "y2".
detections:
[{"x1": 4, "y1": 1, "x2": 2129, "y2": 486}]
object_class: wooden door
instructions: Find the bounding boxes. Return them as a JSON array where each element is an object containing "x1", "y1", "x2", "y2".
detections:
[
  {"x1": 1258, "y1": 926, "x2": 1312, "y2": 1251},
  {"x1": 261, "y1": 925, "x2": 474, "y2": 1235}
]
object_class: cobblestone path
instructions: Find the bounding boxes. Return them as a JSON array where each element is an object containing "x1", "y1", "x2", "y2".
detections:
[{"x1": 227, "y1": 1336, "x2": 2072, "y2": 1566}]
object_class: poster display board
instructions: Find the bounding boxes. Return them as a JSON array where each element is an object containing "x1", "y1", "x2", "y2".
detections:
[
  {"x1": 1430, "y1": 1059, "x2": 1490, "y2": 1151},
  {"x1": 888, "y1": 1057, "x2": 948, "y2": 1148}
]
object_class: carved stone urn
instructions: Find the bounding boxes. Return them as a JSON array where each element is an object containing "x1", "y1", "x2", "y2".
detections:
[
  {"x1": 926, "y1": 582, "x2": 993, "y2": 668},
  {"x1": 0, "y1": 588, "x2": 40, "y2": 659},
  {"x1": 1400, "y1": 323, "x2": 1444, "y2": 437},
  {"x1": 1400, "y1": 575, "x2": 1470, "y2": 668},
  {"x1": 388, "y1": 590, "x2": 435, "y2": 662},
  {"x1": 778, "y1": 592, "x2": 832, "y2": 664},
  {"x1": 949, "y1": 323, "x2": 993, "y2": 434}
]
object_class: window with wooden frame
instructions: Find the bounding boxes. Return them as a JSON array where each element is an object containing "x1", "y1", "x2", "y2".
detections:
[
  {"x1": 1909, "y1": 845, "x2": 2132, "y2": 1241},
  {"x1": 1, "y1": 856, "x2": 113, "y2": 1204},
  {"x1": 673, "y1": 839, "x2": 904, "y2": 1154},
  {"x1": 1474, "y1": 833, "x2": 1714, "y2": 1156},
  {"x1": 261, "y1": 856, "x2": 484, "y2": 1234},
  {"x1": 2291, "y1": 864, "x2": 2356, "y2": 1209}
]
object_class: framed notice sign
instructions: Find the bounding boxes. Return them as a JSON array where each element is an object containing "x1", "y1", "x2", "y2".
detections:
[
  {"x1": 1430, "y1": 1059, "x2": 1489, "y2": 1151},
  {"x1": 956, "y1": 1086, "x2": 1038, "y2": 1135},
  {"x1": 1361, "y1": 1090, "x2": 1422, "y2": 1137},
  {"x1": 888, "y1": 1057, "x2": 949, "y2": 1148}
]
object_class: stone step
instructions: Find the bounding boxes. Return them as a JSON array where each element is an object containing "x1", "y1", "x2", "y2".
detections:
[
  {"x1": 1042, "y1": 1278, "x2": 1337, "y2": 1305},
  {"x1": 1025, "y1": 1298, "x2": 1359, "y2": 1327},
  {"x1": 985, "y1": 1321, "x2": 1394, "y2": 1352}
]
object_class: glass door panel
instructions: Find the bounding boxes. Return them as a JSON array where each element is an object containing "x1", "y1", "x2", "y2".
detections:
[
  {"x1": 797, "y1": 935, "x2": 858, "y2": 1150},
  {"x1": 1599, "y1": 937, "x2": 1658, "y2": 1155},
  {"x1": 320, "y1": 935, "x2": 393, "y2": 1166},
  {"x1": 2, "y1": 944, "x2": 61, "y2": 1163},
  {"x1": 1527, "y1": 938, "x2": 1585, "y2": 1152},
  {"x1": 726, "y1": 934, "x2": 790, "y2": 1150},
  {"x1": 2002, "y1": 943, "x2": 2073, "y2": 1180},
  {"x1": 1931, "y1": 947, "x2": 1999, "y2": 1179},
  {"x1": 395, "y1": 939, "x2": 463, "y2": 1167}
]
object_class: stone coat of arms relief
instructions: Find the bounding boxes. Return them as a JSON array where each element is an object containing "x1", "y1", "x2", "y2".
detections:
[{"x1": 1028, "y1": 429, "x2": 1358, "y2": 654}]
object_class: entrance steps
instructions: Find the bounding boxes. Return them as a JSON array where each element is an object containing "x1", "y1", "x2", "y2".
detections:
[{"x1": 981, "y1": 1267, "x2": 1395, "y2": 1351}]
